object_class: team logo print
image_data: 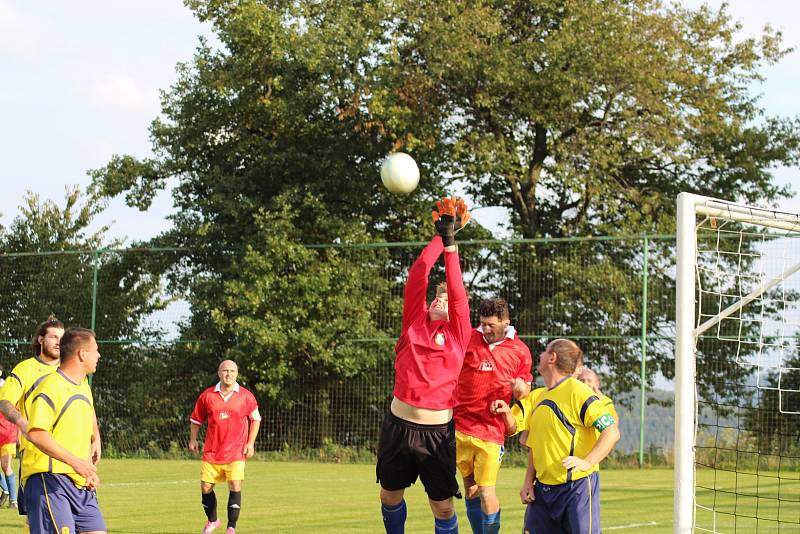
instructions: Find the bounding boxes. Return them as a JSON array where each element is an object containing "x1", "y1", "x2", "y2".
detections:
[
  {"x1": 219, "y1": 411, "x2": 230, "y2": 420},
  {"x1": 62, "y1": 528, "x2": 71, "y2": 534},
  {"x1": 478, "y1": 360, "x2": 494, "y2": 371},
  {"x1": 435, "y1": 333, "x2": 445, "y2": 346}
]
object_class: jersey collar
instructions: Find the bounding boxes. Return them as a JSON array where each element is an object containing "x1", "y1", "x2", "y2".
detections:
[
  {"x1": 214, "y1": 382, "x2": 240, "y2": 393},
  {"x1": 476, "y1": 325, "x2": 517, "y2": 349}
]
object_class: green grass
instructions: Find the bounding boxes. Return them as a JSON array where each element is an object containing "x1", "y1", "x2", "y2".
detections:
[{"x1": 0, "y1": 460, "x2": 679, "y2": 533}]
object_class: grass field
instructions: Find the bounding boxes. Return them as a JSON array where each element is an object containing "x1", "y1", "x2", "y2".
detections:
[{"x1": 0, "y1": 459, "x2": 676, "y2": 533}]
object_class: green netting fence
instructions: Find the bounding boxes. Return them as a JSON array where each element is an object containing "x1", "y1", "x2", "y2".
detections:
[{"x1": 0, "y1": 236, "x2": 678, "y2": 464}]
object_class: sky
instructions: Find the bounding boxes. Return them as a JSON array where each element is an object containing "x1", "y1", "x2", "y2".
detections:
[{"x1": 1, "y1": 0, "x2": 799, "y2": 245}]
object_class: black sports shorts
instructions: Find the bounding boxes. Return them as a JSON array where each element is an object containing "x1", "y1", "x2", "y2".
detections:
[{"x1": 376, "y1": 411, "x2": 460, "y2": 501}]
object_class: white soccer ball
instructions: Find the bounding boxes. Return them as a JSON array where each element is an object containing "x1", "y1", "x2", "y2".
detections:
[{"x1": 380, "y1": 152, "x2": 420, "y2": 194}]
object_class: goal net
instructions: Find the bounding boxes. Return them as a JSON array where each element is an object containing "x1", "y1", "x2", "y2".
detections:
[{"x1": 675, "y1": 193, "x2": 800, "y2": 533}]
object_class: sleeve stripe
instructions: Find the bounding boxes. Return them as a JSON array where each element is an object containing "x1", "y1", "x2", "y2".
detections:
[
  {"x1": 189, "y1": 418, "x2": 203, "y2": 425},
  {"x1": 579, "y1": 395, "x2": 599, "y2": 425},
  {"x1": 24, "y1": 375, "x2": 50, "y2": 403},
  {"x1": 31, "y1": 393, "x2": 55, "y2": 412}
]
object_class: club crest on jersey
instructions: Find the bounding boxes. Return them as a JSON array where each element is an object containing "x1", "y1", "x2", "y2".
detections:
[
  {"x1": 478, "y1": 360, "x2": 494, "y2": 371},
  {"x1": 434, "y1": 333, "x2": 446, "y2": 346},
  {"x1": 219, "y1": 411, "x2": 230, "y2": 420}
]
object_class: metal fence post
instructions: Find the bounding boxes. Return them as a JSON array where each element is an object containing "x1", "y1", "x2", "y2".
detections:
[
  {"x1": 90, "y1": 249, "x2": 99, "y2": 386},
  {"x1": 638, "y1": 236, "x2": 649, "y2": 467}
]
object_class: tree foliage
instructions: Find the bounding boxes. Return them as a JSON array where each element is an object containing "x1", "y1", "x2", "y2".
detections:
[{"x1": 89, "y1": 0, "x2": 800, "y2": 426}]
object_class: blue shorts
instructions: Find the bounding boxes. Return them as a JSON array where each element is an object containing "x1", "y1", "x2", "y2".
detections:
[
  {"x1": 524, "y1": 471, "x2": 601, "y2": 534},
  {"x1": 24, "y1": 472, "x2": 106, "y2": 534}
]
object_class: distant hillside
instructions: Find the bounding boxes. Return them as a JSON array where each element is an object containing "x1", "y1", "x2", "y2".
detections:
[{"x1": 613, "y1": 388, "x2": 674, "y2": 454}]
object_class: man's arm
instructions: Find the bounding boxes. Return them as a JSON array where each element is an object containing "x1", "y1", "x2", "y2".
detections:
[
  {"x1": 27, "y1": 428, "x2": 97, "y2": 482},
  {"x1": 520, "y1": 447, "x2": 536, "y2": 504},
  {"x1": 188, "y1": 422, "x2": 202, "y2": 454},
  {"x1": 561, "y1": 422, "x2": 621, "y2": 471},
  {"x1": 401, "y1": 235, "x2": 444, "y2": 331},
  {"x1": 443, "y1": 248, "x2": 471, "y2": 345},
  {"x1": 90, "y1": 410, "x2": 101, "y2": 464},
  {"x1": 0, "y1": 400, "x2": 27, "y2": 435},
  {"x1": 490, "y1": 399, "x2": 517, "y2": 435},
  {"x1": 243, "y1": 419, "x2": 261, "y2": 459}
]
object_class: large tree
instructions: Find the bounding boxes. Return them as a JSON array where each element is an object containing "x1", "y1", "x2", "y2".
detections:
[{"x1": 91, "y1": 0, "x2": 800, "y2": 415}]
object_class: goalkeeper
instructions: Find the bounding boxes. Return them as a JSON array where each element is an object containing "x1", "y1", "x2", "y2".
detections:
[{"x1": 376, "y1": 197, "x2": 472, "y2": 534}]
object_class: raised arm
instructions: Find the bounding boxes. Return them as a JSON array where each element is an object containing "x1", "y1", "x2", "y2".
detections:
[
  {"x1": 401, "y1": 235, "x2": 444, "y2": 331},
  {"x1": 444, "y1": 248, "x2": 471, "y2": 346}
]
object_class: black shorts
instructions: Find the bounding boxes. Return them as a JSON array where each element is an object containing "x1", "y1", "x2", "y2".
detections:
[{"x1": 376, "y1": 411, "x2": 460, "y2": 501}]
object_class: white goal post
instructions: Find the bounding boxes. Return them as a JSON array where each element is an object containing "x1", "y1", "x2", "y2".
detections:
[{"x1": 675, "y1": 192, "x2": 800, "y2": 534}]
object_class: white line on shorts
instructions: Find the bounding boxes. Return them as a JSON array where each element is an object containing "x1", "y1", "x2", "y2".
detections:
[{"x1": 605, "y1": 521, "x2": 659, "y2": 530}]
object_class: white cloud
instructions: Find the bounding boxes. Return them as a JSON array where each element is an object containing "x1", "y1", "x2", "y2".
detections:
[
  {"x1": 74, "y1": 73, "x2": 160, "y2": 114},
  {"x1": 0, "y1": 1, "x2": 46, "y2": 61}
]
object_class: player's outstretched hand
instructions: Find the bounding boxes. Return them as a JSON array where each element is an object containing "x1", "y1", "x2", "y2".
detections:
[
  {"x1": 454, "y1": 197, "x2": 471, "y2": 232},
  {"x1": 432, "y1": 197, "x2": 470, "y2": 246},
  {"x1": 562, "y1": 455, "x2": 592, "y2": 472}
]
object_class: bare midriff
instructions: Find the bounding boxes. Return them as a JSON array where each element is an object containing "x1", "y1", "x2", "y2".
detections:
[{"x1": 390, "y1": 397, "x2": 452, "y2": 425}]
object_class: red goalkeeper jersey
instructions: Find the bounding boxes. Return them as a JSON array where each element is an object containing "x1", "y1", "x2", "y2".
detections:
[
  {"x1": 454, "y1": 328, "x2": 532, "y2": 444},
  {"x1": 392, "y1": 235, "x2": 472, "y2": 410},
  {"x1": 190, "y1": 383, "x2": 260, "y2": 464}
]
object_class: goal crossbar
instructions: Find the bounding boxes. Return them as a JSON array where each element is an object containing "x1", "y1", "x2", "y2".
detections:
[{"x1": 697, "y1": 199, "x2": 800, "y2": 233}]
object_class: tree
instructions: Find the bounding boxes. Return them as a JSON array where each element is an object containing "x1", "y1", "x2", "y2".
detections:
[
  {"x1": 0, "y1": 188, "x2": 177, "y2": 452},
  {"x1": 90, "y1": 0, "x2": 800, "y2": 418}
]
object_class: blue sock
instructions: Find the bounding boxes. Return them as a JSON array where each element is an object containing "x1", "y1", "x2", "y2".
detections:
[
  {"x1": 464, "y1": 498, "x2": 482, "y2": 534},
  {"x1": 5, "y1": 472, "x2": 15, "y2": 502},
  {"x1": 434, "y1": 513, "x2": 458, "y2": 534},
  {"x1": 482, "y1": 510, "x2": 500, "y2": 534},
  {"x1": 381, "y1": 500, "x2": 406, "y2": 534}
]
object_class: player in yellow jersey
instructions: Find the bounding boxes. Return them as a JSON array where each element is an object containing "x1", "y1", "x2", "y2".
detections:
[
  {"x1": 578, "y1": 367, "x2": 619, "y2": 424},
  {"x1": 0, "y1": 316, "x2": 64, "y2": 434},
  {"x1": 24, "y1": 327, "x2": 105, "y2": 534},
  {"x1": 519, "y1": 339, "x2": 619, "y2": 534}
]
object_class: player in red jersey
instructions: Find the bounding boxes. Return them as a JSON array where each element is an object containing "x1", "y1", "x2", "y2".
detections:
[
  {"x1": 454, "y1": 298, "x2": 532, "y2": 534},
  {"x1": 377, "y1": 197, "x2": 472, "y2": 534},
  {"x1": 189, "y1": 360, "x2": 261, "y2": 534},
  {"x1": 0, "y1": 365, "x2": 17, "y2": 508}
]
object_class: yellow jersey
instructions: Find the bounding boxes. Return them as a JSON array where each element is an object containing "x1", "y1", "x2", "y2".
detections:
[
  {"x1": 23, "y1": 370, "x2": 95, "y2": 487},
  {"x1": 509, "y1": 386, "x2": 546, "y2": 436},
  {"x1": 524, "y1": 377, "x2": 615, "y2": 485},
  {"x1": 0, "y1": 356, "x2": 60, "y2": 414}
]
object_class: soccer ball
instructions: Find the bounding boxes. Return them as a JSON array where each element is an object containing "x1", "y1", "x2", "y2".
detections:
[{"x1": 380, "y1": 152, "x2": 420, "y2": 194}]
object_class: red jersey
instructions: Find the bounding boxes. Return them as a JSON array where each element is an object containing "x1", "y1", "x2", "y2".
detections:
[
  {"x1": 393, "y1": 235, "x2": 472, "y2": 410},
  {"x1": 454, "y1": 327, "x2": 532, "y2": 444},
  {"x1": 190, "y1": 383, "x2": 260, "y2": 464},
  {"x1": 0, "y1": 412, "x2": 17, "y2": 445}
]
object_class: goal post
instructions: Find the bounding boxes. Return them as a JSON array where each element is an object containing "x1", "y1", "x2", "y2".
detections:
[{"x1": 674, "y1": 192, "x2": 800, "y2": 534}]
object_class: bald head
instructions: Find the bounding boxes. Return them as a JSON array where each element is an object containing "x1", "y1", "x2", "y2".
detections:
[
  {"x1": 578, "y1": 367, "x2": 601, "y2": 394},
  {"x1": 547, "y1": 338, "x2": 583, "y2": 376},
  {"x1": 218, "y1": 360, "x2": 239, "y2": 390}
]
